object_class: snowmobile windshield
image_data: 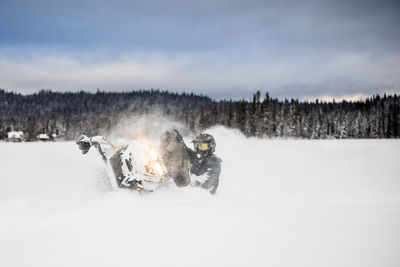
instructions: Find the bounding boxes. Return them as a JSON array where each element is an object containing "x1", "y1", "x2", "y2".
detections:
[{"x1": 196, "y1": 143, "x2": 209, "y2": 151}]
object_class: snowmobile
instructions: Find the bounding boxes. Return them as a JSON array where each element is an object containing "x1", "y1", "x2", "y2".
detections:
[{"x1": 76, "y1": 131, "x2": 191, "y2": 192}]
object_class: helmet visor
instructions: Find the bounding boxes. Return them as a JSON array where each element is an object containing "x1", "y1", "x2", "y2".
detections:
[{"x1": 196, "y1": 143, "x2": 209, "y2": 151}]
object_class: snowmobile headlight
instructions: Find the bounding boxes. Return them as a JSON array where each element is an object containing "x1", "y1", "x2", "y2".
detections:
[
  {"x1": 153, "y1": 162, "x2": 164, "y2": 176},
  {"x1": 197, "y1": 143, "x2": 209, "y2": 151},
  {"x1": 149, "y1": 148, "x2": 158, "y2": 160}
]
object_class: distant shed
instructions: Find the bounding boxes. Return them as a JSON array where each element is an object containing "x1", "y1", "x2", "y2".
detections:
[
  {"x1": 50, "y1": 133, "x2": 59, "y2": 141},
  {"x1": 37, "y1": 134, "x2": 50, "y2": 141},
  {"x1": 7, "y1": 131, "x2": 24, "y2": 142}
]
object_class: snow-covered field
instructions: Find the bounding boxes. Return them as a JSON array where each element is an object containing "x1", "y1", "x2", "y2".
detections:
[{"x1": 1, "y1": 127, "x2": 399, "y2": 267}]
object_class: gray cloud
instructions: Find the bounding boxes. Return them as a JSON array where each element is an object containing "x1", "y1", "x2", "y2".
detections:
[{"x1": 1, "y1": 49, "x2": 399, "y2": 100}]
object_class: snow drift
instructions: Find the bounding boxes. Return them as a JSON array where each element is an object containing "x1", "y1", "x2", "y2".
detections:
[{"x1": 0, "y1": 126, "x2": 399, "y2": 267}]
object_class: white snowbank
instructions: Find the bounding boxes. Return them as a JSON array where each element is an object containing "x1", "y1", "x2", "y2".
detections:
[{"x1": 0, "y1": 126, "x2": 399, "y2": 267}]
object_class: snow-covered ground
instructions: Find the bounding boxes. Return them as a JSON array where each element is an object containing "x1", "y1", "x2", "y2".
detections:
[{"x1": 0, "y1": 127, "x2": 399, "y2": 267}]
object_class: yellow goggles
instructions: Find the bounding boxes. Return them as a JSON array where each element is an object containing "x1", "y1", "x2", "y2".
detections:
[{"x1": 196, "y1": 143, "x2": 209, "y2": 151}]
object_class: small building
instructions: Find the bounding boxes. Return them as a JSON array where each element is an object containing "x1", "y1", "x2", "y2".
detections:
[
  {"x1": 7, "y1": 131, "x2": 24, "y2": 142},
  {"x1": 50, "y1": 133, "x2": 59, "y2": 141},
  {"x1": 37, "y1": 133, "x2": 50, "y2": 141}
]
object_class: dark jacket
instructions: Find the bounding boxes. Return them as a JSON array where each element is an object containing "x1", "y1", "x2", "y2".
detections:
[{"x1": 187, "y1": 149, "x2": 222, "y2": 194}]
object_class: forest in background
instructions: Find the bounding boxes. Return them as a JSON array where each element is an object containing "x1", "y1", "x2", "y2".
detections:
[{"x1": 0, "y1": 89, "x2": 399, "y2": 140}]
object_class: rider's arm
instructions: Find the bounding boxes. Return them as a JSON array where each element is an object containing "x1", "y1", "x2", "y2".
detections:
[
  {"x1": 199, "y1": 156, "x2": 221, "y2": 194},
  {"x1": 173, "y1": 129, "x2": 196, "y2": 164}
]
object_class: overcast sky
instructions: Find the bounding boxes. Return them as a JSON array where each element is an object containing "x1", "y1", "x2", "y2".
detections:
[{"x1": 1, "y1": 0, "x2": 399, "y2": 100}]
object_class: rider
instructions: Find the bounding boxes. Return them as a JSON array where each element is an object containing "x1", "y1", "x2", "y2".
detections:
[{"x1": 174, "y1": 130, "x2": 222, "y2": 195}]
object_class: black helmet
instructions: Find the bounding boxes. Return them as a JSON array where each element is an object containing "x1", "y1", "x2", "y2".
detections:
[{"x1": 192, "y1": 133, "x2": 216, "y2": 158}]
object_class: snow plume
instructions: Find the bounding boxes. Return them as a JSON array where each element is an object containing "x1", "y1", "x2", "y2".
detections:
[
  {"x1": 107, "y1": 111, "x2": 188, "y2": 145},
  {"x1": 1, "y1": 128, "x2": 400, "y2": 267}
]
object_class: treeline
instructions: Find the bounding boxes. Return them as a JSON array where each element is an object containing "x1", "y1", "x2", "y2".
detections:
[{"x1": 0, "y1": 89, "x2": 399, "y2": 140}]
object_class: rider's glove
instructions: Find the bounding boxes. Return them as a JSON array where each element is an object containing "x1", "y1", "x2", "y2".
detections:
[{"x1": 173, "y1": 129, "x2": 184, "y2": 143}]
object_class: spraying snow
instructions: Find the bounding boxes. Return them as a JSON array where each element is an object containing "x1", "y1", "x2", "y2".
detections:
[{"x1": 0, "y1": 126, "x2": 399, "y2": 267}]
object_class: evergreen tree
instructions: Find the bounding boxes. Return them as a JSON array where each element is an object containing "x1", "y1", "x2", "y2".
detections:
[{"x1": 0, "y1": 89, "x2": 399, "y2": 140}]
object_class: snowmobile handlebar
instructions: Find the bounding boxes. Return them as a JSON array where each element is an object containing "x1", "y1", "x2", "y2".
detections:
[{"x1": 76, "y1": 134, "x2": 92, "y2": 154}]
